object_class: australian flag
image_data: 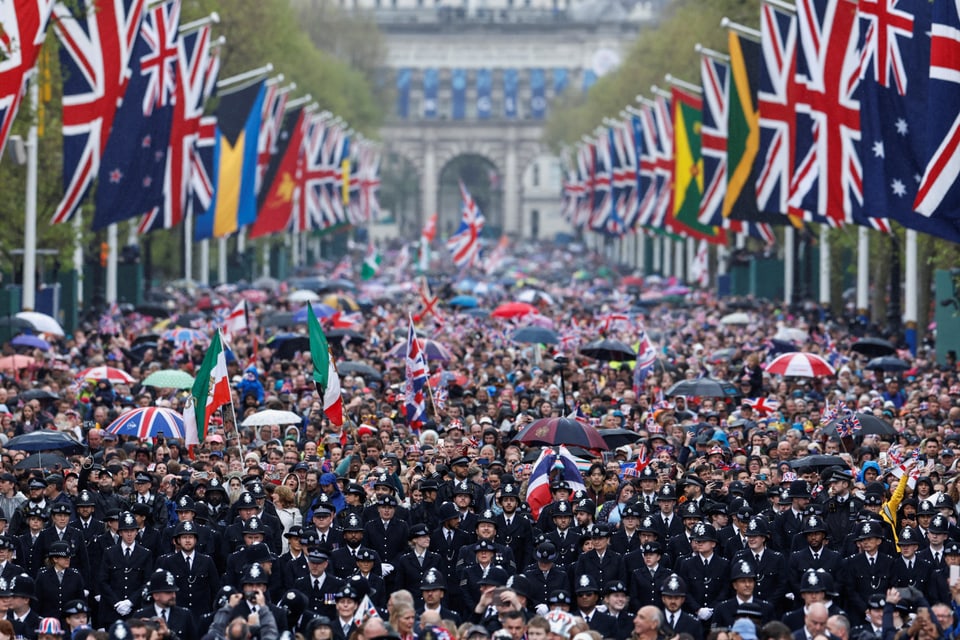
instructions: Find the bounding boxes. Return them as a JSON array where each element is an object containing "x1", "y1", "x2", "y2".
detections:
[
  {"x1": 860, "y1": 0, "x2": 960, "y2": 241},
  {"x1": 93, "y1": 0, "x2": 180, "y2": 230}
]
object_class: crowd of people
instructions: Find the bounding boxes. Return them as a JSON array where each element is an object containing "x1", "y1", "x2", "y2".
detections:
[{"x1": 0, "y1": 248, "x2": 956, "y2": 640}]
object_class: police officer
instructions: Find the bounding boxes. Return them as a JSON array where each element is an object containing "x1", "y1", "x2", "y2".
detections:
[
  {"x1": 496, "y1": 481, "x2": 534, "y2": 570},
  {"x1": 544, "y1": 502, "x2": 580, "y2": 569},
  {"x1": 98, "y1": 511, "x2": 154, "y2": 625},
  {"x1": 676, "y1": 523, "x2": 730, "y2": 622},
  {"x1": 417, "y1": 567, "x2": 461, "y2": 626},
  {"x1": 787, "y1": 514, "x2": 842, "y2": 596},
  {"x1": 156, "y1": 520, "x2": 220, "y2": 625},
  {"x1": 890, "y1": 525, "x2": 948, "y2": 605},
  {"x1": 70, "y1": 490, "x2": 101, "y2": 549},
  {"x1": 571, "y1": 574, "x2": 617, "y2": 638},
  {"x1": 394, "y1": 523, "x2": 444, "y2": 606},
  {"x1": 839, "y1": 520, "x2": 894, "y2": 625},
  {"x1": 628, "y1": 542, "x2": 671, "y2": 609},
  {"x1": 733, "y1": 516, "x2": 786, "y2": 608},
  {"x1": 658, "y1": 574, "x2": 703, "y2": 640},
  {"x1": 4, "y1": 573, "x2": 41, "y2": 640},
  {"x1": 712, "y1": 559, "x2": 774, "y2": 628},
  {"x1": 294, "y1": 547, "x2": 345, "y2": 620},
  {"x1": 537, "y1": 481, "x2": 575, "y2": 534},
  {"x1": 34, "y1": 542, "x2": 85, "y2": 619},
  {"x1": 133, "y1": 569, "x2": 199, "y2": 640},
  {"x1": 521, "y1": 542, "x2": 568, "y2": 609},
  {"x1": 363, "y1": 494, "x2": 409, "y2": 570},
  {"x1": 573, "y1": 523, "x2": 625, "y2": 589}
]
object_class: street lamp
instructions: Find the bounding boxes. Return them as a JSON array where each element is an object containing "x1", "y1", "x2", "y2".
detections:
[{"x1": 554, "y1": 355, "x2": 569, "y2": 413}]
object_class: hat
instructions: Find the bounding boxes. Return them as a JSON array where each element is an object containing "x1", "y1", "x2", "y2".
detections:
[
  {"x1": 638, "y1": 515, "x2": 659, "y2": 534},
  {"x1": 146, "y1": 569, "x2": 179, "y2": 594},
  {"x1": 573, "y1": 498, "x2": 595, "y2": 514},
  {"x1": 62, "y1": 600, "x2": 90, "y2": 616},
  {"x1": 799, "y1": 569, "x2": 827, "y2": 593},
  {"x1": 420, "y1": 568, "x2": 446, "y2": 590},
  {"x1": 306, "y1": 549, "x2": 329, "y2": 564},
  {"x1": 242, "y1": 517, "x2": 266, "y2": 535},
  {"x1": 377, "y1": 494, "x2": 399, "y2": 507},
  {"x1": 474, "y1": 539, "x2": 497, "y2": 553},
  {"x1": 173, "y1": 521, "x2": 199, "y2": 537},
  {"x1": 801, "y1": 515, "x2": 828, "y2": 534},
  {"x1": 237, "y1": 492, "x2": 256, "y2": 508},
  {"x1": 438, "y1": 502, "x2": 460, "y2": 522},
  {"x1": 657, "y1": 484, "x2": 677, "y2": 500},
  {"x1": 408, "y1": 523, "x2": 430, "y2": 539},
  {"x1": 134, "y1": 472, "x2": 152, "y2": 484},
  {"x1": 856, "y1": 520, "x2": 883, "y2": 541},
  {"x1": 450, "y1": 456, "x2": 470, "y2": 467},
  {"x1": 27, "y1": 478, "x2": 46, "y2": 490},
  {"x1": 535, "y1": 542, "x2": 558, "y2": 562},
  {"x1": 355, "y1": 548, "x2": 376, "y2": 562},
  {"x1": 477, "y1": 509, "x2": 498, "y2": 526},
  {"x1": 660, "y1": 573, "x2": 687, "y2": 596},
  {"x1": 240, "y1": 563, "x2": 270, "y2": 584},
  {"x1": 574, "y1": 573, "x2": 600, "y2": 594},
  {"x1": 117, "y1": 511, "x2": 138, "y2": 531},
  {"x1": 867, "y1": 594, "x2": 886, "y2": 609},
  {"x1": 499, "y1": 482, "x2": 520, "y2": 498},
  {"x1": 786, "y1": 480, "x2": 811, "y2": 500},
  {"x1": 735, "y1": 602, "x2": 764, "y2": 620},
  {"x1": 679, "y1": 501, "x2": 703, "y2": 520},
  {"x1": 550, "y1": 480, "x2": 572, "y2": 493},
  {"x1": 589, "y1": 523, "x2": 612, "y2": 538},
  {"x1": 919, "y1": 500, "x2": 937, "y2": 516},
  {"x1": 75, "y1": 490, "x2": 96, "y2": 508},
  {"x1": 899, "y1": 526, "x2": 921, "y2": 545},
  {"x1": 337, "y1": 585, "x2": 360, "y2": 601},
  {"x1": 506, "y1": 574, "x2": 531, "y2": 598},
  {"x1": 7, "y1": 573, "x2": 35, "y2": 598},
  {"x1": 551, "y1": 501, "x2": 572, "y2": 517},
  {"x1": 690, "y1": 522, "x2": 717, "y2": 542},
  {"x1": 828, "y1": 468, "x2": 854, "y2": 484},
  {"x1": 477, "y1": 566, "x2": 508, "y2": 587},
  {"x1": 929, "y1": 515, "x2": 949, "y2": 534},
  {"x1": 36, "y1": 618, "x2": 64, "y2": 637},
  {"x1": 464, "y1": 626, "x2": 490, "y2": 640},
  {"x1": 745, "y1": 517, "x2": 770, "y2": 538},
  {"x1": 343, "y1": 513, "x2": 364, "y2": 532},
  {"x1": 46, "y1": 542, "x2": 72, "y2": 558},
  {"x1": 729, "y1": 558, "x2": 757, "y2": 581},
  {"x1": 682, "y1": 475, "x2": 705, "y2": 489},
  {"x1": 245, "y1": 543, "x2": 275, "y2": 565},
  {"x1": 945, "y1": 542, "x2": 960, "y2": 556},
  {"x1": 49, "y1": 503, "x2": 71, "y2": 516},
  {"x1": 547, "y1": 590, "x2": 572, "y2": 605},
  {"x1": 863, "y1": 493, "x2": 883, "y2": 506},
  {"x1": 640, "y1": 541, "x2": 662, "y2": 555},
  {"x1": 175, "y1": 496, "x2": 196, "y2": 512}
]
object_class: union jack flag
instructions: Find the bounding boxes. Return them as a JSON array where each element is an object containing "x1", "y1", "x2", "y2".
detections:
[
  {"x1": 915, "y1": 0, "x2": 960, "y2": 219},
  {"x1": 188, "y1": 115, "x2": 217, "y2": 226},
  {"x1": 140, "y1": 23, "x2": 219, "y2": 233},
  {"x1": 446, "y1": 180, "x2": 485, "y2": 269},
  {"x1": 788, "y1": 0, "x2": 864, "y2": 228},
  {"x1": 699, "y1": 55, "x2": 729, "y2": 228},
  {"x1": 255, "y1": 80, "x2": 289, "y2": 196},
  {"x1": 51, "y1": 0, "x2": 148, "y2": 224},
  {"x1": 650, "y1": 95, "x2": 674, "y2": 230},
  {"x1": 757, "y1": 3, "x2": 798, "y2": 218},
  {"x1": 590, "y1": 132, "x2": 614, "y2": 231},
  {"x1": 634, "y1": 106, "x2": 659, "y2": 228},
  {"x1": 558, "y1": 318, "x2": 582, "y2": 353},
  {"x1": 560, "y1": 164, "x2": 583, "y2": 225},
  {"x1": 404, "y1": 317, "x2": 429, "y2": 432},
  {"x1": 610, "y1": 123, "x2": 637, "y2": 234},
  {"x1": 0, "y1": 0, "x2": 54, "y2": 158},
  {"x1": 316, "y1": 122, "x2": 347, "y2": 228},
  {"x1": 358, "y1": 142, "x2": 381, "y2": 222},
  {"x1": 575, "y1": 143, "x2": 596, "y2": 228}
]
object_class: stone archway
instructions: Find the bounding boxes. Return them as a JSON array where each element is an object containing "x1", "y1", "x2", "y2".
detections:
[
  {"x1": 380, "y1": 150, "x2": 421, "y2": 238},
  {"x1": 437, "y1": 153, "x2": 503, "y2": 236}
]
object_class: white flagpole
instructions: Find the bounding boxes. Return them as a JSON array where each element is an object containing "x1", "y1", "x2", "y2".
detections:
[{"x1": 22, "y1": 71, "x2": 38, "y2": 310}]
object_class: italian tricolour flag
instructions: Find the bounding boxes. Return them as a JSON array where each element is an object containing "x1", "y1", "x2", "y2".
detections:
[
  {"x1": 308, "y1": 304, "x2": 344, "y2": 425},
  {"x1": 184, "y1": 329, "x2": 232, "y2": 447}
]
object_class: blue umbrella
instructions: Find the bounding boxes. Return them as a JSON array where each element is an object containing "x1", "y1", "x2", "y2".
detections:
[
  {"x1": 512, "y1": 326, "x2": 559, "y2": 345},
  {"x1": 292, "y1": 303, "x2": 336, "y2": 324},
  {"x1": 463, "y1": 308, "x2": 490, "y2": 318},
  {"x1": 106, "y1": 407, "x2": 185, "y2": 438},
  {"x1": 10, "y1": 334, "x2": 50, "y2": 351},
  {"x1": 448, "y1": 295, "x2": 479, "y2": 308}
]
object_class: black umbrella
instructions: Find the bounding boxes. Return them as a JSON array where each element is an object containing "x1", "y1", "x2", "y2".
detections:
[
  {"x1": 851, "y1": 337, "x2": 896, "y2": 358},
  {"x1": 580, "y1": 339, "x2": 636, "y2": 362},
  {"x1": 133, "y1": 304, "x2": 171, "y2": 318},
  {"x1": 512, "y1": 326, "x2": 560, "y2": 345},
  {"x1": 0, "y1": 317, "x2": 34, "y2": 332},
  {"x1": 132, "y1": 333, "x2": 161, "y2": 346},
  {"x1": 14, "y1": 453, "x2": 72, "y2": 471},
  {"x1": 823, "y1": 412, "x2": 896, "y2": 437},
  {"x1": 262, "y1": 312, "x2": 296, "y2": 328},
  {"x1": 513, "y1": 417, "x2": 609, "y2": 450},
  {"x1": 599, "y1": 428, "x2": 644, "y2": 448},
  {"x1": 173, "y1": 313, "x2": 207, "y2": 328},
  {"x1": 789, "y1": 454, "x2": 848, "y2": 471},
  {"x1": 651, "y1": 359, "x2": 678, "y2": 375},
  {"x1": 866, "y1": 356, "x2": 910, "y2": 372},
  {"x1": 6, "y1": 431, "x2": 85, "y2": 455},
  {"x1": 338, "y1": 361, "x2": 383, "y2": 381},
  {"x1": 666, "y1": 378, "x2": 740, "y2": 398},
  {"x1": 326, "y1": 329, "x2": 366, "y2": 343},
  {"x1": 268, "y1": 335, "x2": 311, "y2": 360},
  {"x1": 19, "y1": 389, "x2": 60, "y2": 402}
]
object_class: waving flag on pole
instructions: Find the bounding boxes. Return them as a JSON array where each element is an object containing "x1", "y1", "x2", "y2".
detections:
[
  {"x1": 404, "y1": 316, "x2": 429, "y2": 432},
  {"x1": 446, "y1": 180, "x2": 485, "y2": 269},
  {"x1": 222, "y1": 300, "x2": 249, "y2": 338},
  {"x1": 361, "y1": 242, "x2": 381, "y2": 280},
  {"x1": 307, "y1": 304, "x2": 343, "y2": 426},
  {"x1": 526, "y1": 446, "x2": 586, "y2": 519},
  {"x1": 633, "y1": 329, "x2": 657, "y2": 393},
  {"x1": 51, "y1": 0, "x2": 148, "y2": 224},
  {"x1": 915, "y1": 0, "x2": 960, "y2": 219},
  {"x1": 184, "y1": 329, "x2": 230, "y2": 448},
  {"x1": 0, "y1": 0, "x2": 54, "y2": 159}
]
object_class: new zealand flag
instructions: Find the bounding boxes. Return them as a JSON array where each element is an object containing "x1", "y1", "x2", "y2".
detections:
[{"x1": 93, "y1": 0, "x2": 179, "y2": 230}]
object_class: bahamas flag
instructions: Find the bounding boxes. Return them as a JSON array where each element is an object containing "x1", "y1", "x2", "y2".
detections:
[
  {"x1": 196, "y1": 79, "x2": 266, "y2": 239},
  {"x1": 672, "y1": 86, "x2": 725, "y2": 244}
]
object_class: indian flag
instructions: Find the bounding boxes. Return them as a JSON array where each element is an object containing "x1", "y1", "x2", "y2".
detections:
[
  {"x1": 361, "y1": 242, "x2": 381, "y2": 281},
  {"x1": 184, "y1": 329, "x2": 231, "y2": 447},
  {"x1": 308, "y1": 304, "x2": 343, "y2": 425}
]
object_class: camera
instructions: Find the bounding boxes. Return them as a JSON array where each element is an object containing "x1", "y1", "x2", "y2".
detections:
[{"x1": 244, "y1": 591, "x2": 259, "y2": 603}]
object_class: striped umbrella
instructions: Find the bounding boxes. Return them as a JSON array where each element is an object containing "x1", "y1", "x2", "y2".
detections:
[
  {"x1": 765, "y1": 352, "x2": 835, "y2": 378},
  {"x1": 106, "y1": 407, "x2": 185, "y2": 439},
  {"x1": 161, "y1": 328, "x2": 209, "y2": 348},
  {"x1": 76, "y1": 366, "x2": 137, "y2": 384}
]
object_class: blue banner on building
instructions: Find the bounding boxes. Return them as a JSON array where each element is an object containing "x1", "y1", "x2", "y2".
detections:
[
  {"x1": 503, "y1": 69, "x2": 518, "y2": 119},
  {"x1": 476, "y1": 69, "x2": 492, "y2": 120},
  {"x1": 530, "y1": 68, "x2": 546, "y2": 120},
  {"x1": 582, "y1": 69, "x2": 597, "y2": 93},
  {"x1": 396, "y1": 68, "x2": 411, "y2": 119},
  {"x1": 553, "y1": 68, "x2": 568, "y2": 96},
  {"x1": 452, "y1": 69, "x2": 467, "y2": 120},
  {"x1": 423, "y1": 68, "x2": 439, "y2": 119}
]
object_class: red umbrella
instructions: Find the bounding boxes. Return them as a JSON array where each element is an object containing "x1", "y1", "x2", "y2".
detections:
[
  {"x1": 429, "y1": 371, "x2": 468, "y2": 388},
  {"x1": 765, "y1": 352, "x2": 835, "y2": 378},
  {"x1": 491, "y1": 302, "x2": 539, "y2": 319},
  {"x1": 513, "y1": 417, "x2": 608, "y2": 450}
]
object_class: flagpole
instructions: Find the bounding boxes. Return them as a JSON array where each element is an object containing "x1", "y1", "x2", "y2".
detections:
[
  {"x1": 857, "y1": 226, "x2": 870, "y2": 324},
  {"x1": 179, "y1": 12, "x2": 219, "y2": 35},
  {"x1": 22, "y1": 70, "x2": 38, "y2": 311},
  {"x1": 819, "y1": 225, "x2": 831, "y2": 309},
  {"x1": 106, "y1": 223, "x2": 118, "y2": 304},
  {"x1": 184, "y1": 211, "x2": 193, "y2": 280},
  {"x1": 216, "y1": 63, "x2": 274, "y2": 92},
  {"x1": 720, "y1": 17, "x2": 762, "y2": 41},
  {"x1": 200, "y1": 239, "x2": 210, "y2": 285},
  {"x1": 218, "y1": 237, "x2": 228, "y2": 284},
  {"x1": 784, "y1": 225, "x2": 795, "y2": 306},
  {"x1": 73, "y1": 209, "x2": 84, "y2": 305},
  {"x1": 664, "y1": 74, "x2": 702, "y2": 94},
  {"x1": 905, "y1": 229, "x2": 918, "y2": 354},
  {"x1": 694, "y1": 44, "x2": 730, "y2": 62}
]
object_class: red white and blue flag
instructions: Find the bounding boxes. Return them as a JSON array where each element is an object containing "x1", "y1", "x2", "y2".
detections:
[
  {"x1": 633, "y1": 329, "x2": 657, "y2": 393},
  {"x1": 526, "y1": 446, "x2": 586, "y2": 519},
  {"x1": 757, "y1": 3, "x2": 798, "y2": 218},
  {"x1": 106, "y1": 406, "x2": 185, "y2": 439},
  {"x1": 651, "y1": 95, "x2": 674, "y2": 230},
  {"x1": 634, "y1": 105, "x2": 659, "y2": 228},
  {"x1": 255, "y1": 80, "x2": 289, "y2": 195},
  {"x1": 140, "y1": 22, "x2": 220, "y2": 233},
  {"x1": 915, "y1": 0, "x2": 960, "y2": 220},
  {"x1": 699, "y1": 55, "x2": 729, "y2": 228},
  {"x1": 51, "y1": 0, "x2": 148, "y2": 224},
  {"x1": 93, "y1": 0, "x2": 180, "y2": 230},
  {"x1": 403, "y1": 316, "x2": 429, "y2": 432},
  {"x1": 358, "y1": 142, "x2": 382, "y2": 222},
  {"x1": 446, "y1": 180, "x2": 485, "y2": 269},
  {"x1": 788, "y1": 0, "x2": 867, "y2": 228},
  {"x1": 0, "y1": 0, "x2": 54, "y2": 159}
]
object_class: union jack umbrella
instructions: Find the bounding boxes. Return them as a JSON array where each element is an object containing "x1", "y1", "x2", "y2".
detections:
[
  {"x1": 76, "y1": 366, "x2": 136, "y2": 384},
  {"x1": 106, "y1": 407, "x2": 185, "y2": 439},
  {"x1": 161, "y1": 327, "x2": 208, "y2": 347},
  {"x1": 765, "y1": 352, "x2": 836, "y2": 378}
]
